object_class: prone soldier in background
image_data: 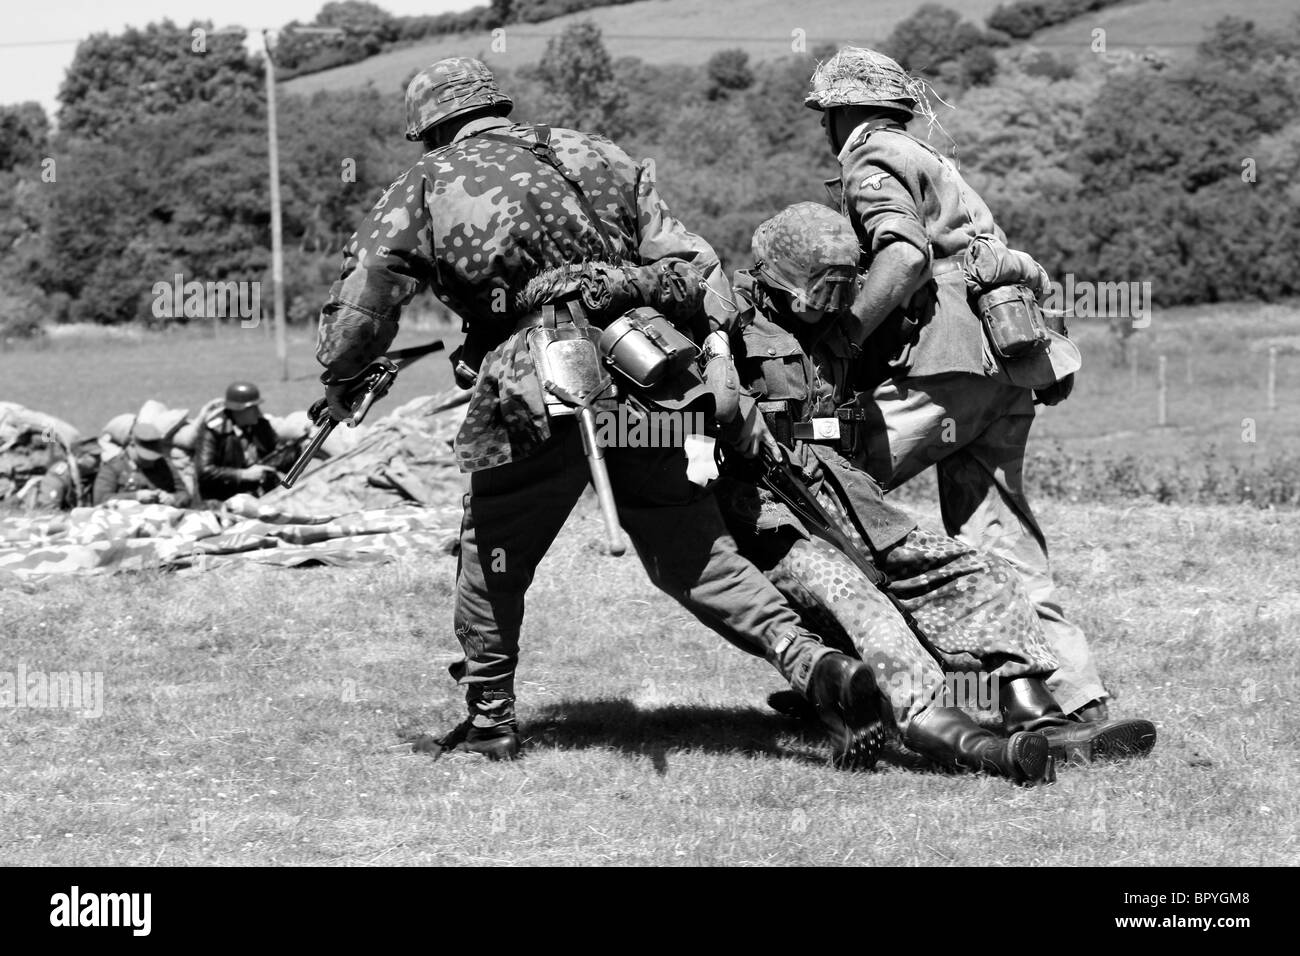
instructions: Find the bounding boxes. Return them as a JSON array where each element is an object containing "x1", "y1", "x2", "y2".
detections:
[
  {"x1": 314, "y1": 58, "x2": 886, "y2": 768},
  {"x1": 716, "y1": 203, "x2": 1155, "y2": 776},
  {"x1": 193, "y1": 382, "x2": 281, "y2": 501},
  {"x1": 92, "y1": 421, "x2": 191, "y2": 507}
]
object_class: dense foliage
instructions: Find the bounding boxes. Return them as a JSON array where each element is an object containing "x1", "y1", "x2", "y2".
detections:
[{"x1": 2, "y1": 10, "x2": 1298, "y2": 337}]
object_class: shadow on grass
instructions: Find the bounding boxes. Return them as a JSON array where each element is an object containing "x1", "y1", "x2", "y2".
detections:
[
  {"x1": 401, "y1": 698, "x2": 937, "y2": 774},
  {"x1": 520, "y1": 698, "x2": 933, "y2": 775}
]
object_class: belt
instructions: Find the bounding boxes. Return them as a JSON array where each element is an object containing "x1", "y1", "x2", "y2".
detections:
[{"x1": 513, "y1": 298, "x2": 589, "y2": 333}]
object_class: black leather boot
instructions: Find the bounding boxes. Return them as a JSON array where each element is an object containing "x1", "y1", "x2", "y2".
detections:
[
  {"x1": 1000, "y1": 677, "x2": 1156, "y2": 765},
  {"x1": 767, "y1": 688, "x2": 816, "y2": 722},
  {"x1": 412, "y1": 718, "x2": 521, "y2": 761},
  {"x1": 806, "y1": 652, "x2": 887, "y2": 770},
  {"x1": 903, "y1": 706, "x2": 1054, "y2": 785}
]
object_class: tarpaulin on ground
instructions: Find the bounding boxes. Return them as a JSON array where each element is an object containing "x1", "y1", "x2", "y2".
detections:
[
  {"x1": 0, "y1": 496, "x2": 461, "y2": 586},
  {"x1": 0, "y1": 390, "x2": 471, "y2": 587},
  {"x1": 259, "y1": 390, "x2": 469, "y2": 513}
]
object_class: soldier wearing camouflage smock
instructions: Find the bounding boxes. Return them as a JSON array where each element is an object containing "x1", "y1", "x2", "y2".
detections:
[
  {"x1": 315, "y1": 58, "x2": 885, "y2": 766},
  {"x1": 806, "y1": 48, "x2": 1113, "y2": 723},
  {"x1": 720, "y1": 203, "x2": 1155, "y2": 775}
]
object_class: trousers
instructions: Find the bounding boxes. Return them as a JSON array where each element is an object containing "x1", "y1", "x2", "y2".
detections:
[
  {"x1": 721, "y1": 458, "x2": 1059, "y2": 732},
  {"x1": 452, "y1": 418, "x2": 833, "y2": 726},
  {"x1": 856, "y1": 372, "x2": 1106, "y2": 713}
]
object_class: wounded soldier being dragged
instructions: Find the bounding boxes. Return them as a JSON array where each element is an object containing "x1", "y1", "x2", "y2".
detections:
[
  {"x1": 312, "y1": 57, "x2": 889, "y2": 770},
  {"x1": 712, "y1": 203, "x2": 1156, "y2": 783}
]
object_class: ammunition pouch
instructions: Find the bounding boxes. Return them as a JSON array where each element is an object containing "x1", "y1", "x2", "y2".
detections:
[
  {"x1": 961, "y1": 232, "x2": 1055, "y2": 363},
  {"x1": 975, "y1": 284, "x2": 1050, "y2": 361}
]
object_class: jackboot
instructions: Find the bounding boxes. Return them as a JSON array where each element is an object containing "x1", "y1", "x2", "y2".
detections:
[
  {"x1": 903, "y1": 706, "x2": 1054, "y2": 785},
  {"x1": 806, "y1": 652, "x2": 887, "y2": 770},
  {"x1": 412, "y1": 718, "x2": 522, "y2": 761},
  {"x1": 1001, "y1": 677, "x2": 1155, "y2": 765}
]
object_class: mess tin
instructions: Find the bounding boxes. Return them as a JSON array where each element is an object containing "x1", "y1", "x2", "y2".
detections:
[{"x1": 598, "y1": 307, "x2": 700, "y2": 389}]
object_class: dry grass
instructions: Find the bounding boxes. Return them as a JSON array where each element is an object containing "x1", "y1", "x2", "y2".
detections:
[{"x1": 2, "y1": 498, "x2": 1296, "y2": 866}]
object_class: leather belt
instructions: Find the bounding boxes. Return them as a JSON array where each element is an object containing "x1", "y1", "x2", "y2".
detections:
[{"x1": 513, "y1": 298, "x2": 589, "y2": 333}]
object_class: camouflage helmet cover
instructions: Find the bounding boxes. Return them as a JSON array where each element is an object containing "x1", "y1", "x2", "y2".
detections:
[
  {"x1": 752, "y1": 202, "x2": 862, "y2": 313},
  {"x1": 404, "y1": 56, "x2": 514, "y2": 141},
  {"x1": 805, "y1": 46, "x2": 917, "y2": 116}
]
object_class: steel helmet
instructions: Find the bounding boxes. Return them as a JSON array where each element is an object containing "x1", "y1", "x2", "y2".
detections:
[
  {"x1": 224, "y1": 381, "x2": 263, "y2": 411},
  {"x1": 752, "y1": 202, "x2": 862, "y2": 313},
  {"x1": 805, "y1": 47, "x2": 917, "y2": 117},
  {"x1": 404, "y1": 57, "x2": 514, "y2": 142}
]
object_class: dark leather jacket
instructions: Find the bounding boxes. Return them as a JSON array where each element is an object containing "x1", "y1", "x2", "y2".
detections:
[{"x1": 194, "y1": 412, "x2": 278, "y2": 500}]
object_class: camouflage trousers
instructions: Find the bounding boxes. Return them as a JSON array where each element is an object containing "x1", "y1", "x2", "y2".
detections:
[
  {"x1": 730, "y1": 521, "x2": 1059, "y2": 732},
  {"x1": 452, "y1": 418, "x2": 836, "y2": 727},
  {"x1": 856, "y1": 372, "x2": 1107, "y2": 714}
]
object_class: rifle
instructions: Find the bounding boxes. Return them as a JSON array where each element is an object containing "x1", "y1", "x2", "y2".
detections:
[
  {"x1": 753, "y1": 445, "x2": 887, "y2": 587},
  {"x1": 748, "y1": 443, "x2": 934, "y2": 640},
  {"x1": 280, "y1": 340, "x2": 444, "y2": 489}
]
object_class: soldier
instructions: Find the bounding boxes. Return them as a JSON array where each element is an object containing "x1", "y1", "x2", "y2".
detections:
[
  {"x1": 721, "y1": 202, "x2": 1155, "y2": 774},
  {"x1": 194, "y1": 382, "x2": 280, "y2": 501},
  {"x1": 314, "y1": 57, "x2": 884, "y2": 767},
  {"x1": 805, "y1": 48, "x2": 1111, "y2": 721},
  {"x1": 92, "y1": 421, "x2": 191, "y2": 507}
]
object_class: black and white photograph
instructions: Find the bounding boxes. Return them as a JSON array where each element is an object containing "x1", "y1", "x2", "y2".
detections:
[{"x1": 0, "y1": 0, "x2": 1294, "y2": 896}]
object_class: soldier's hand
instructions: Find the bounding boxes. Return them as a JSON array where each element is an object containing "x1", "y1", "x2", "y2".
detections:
[
  {"x1": 135, "y1": 489, "x2": 162, "y2": 503},
  {"x1": 240, "y1": 465, "x2": 274, "y2": 484},
  {"x1": 324, "y1": 382, "x2": 355, "y2": 424},
  {"x1": 1034, "y1": 373, "x2": 1075, "y2": 406},
  {"x1": 721, "y1": 402, "x2": 775, "y2": 459}
]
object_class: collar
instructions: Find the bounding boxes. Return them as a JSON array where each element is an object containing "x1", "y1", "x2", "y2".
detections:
[
  {"x1": 451, "y1": 115, "x2": 513, "y2": 144},
  {"x1": 836, "y1": 118, "x2": 906, "y2": 163}
]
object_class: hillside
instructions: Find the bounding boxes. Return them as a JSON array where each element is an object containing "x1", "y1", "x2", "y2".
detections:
[
  {"x1": 1034, "y1": 0, "x2": 1299, "y2": 52},
  {"x1": 281, "y1": 0, "x2": 1293, "y2": 98},
  {"x1": 281, "y1": 0, "x2": 1010, "y2": 96}
]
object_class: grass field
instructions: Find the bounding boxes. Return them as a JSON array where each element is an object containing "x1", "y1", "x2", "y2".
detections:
[
  {"x1": 2, "y1": 498, "x2": 1296, "y2": 865},
  {"x1": 2, "y1": 304, "x2": 1298, "y2": 864},
  {"x1": 0, "y1": 319, "x2": 461, "y2": 438}
]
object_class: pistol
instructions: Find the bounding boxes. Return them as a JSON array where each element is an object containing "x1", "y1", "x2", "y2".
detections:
[{"x1": 280, "y1": 357, "x2": 398, "y2": 489}]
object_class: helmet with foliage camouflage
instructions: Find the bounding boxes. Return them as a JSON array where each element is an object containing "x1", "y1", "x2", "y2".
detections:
[
  {"x1": 752, "y1": 202, "x2": 861, "y2": 313},
  {"x1": 804, "y1": 47, "x2": 917, "y2": 118},
  {"x1": 404, "y1": 57, "x2": 514, "y2": 142}
]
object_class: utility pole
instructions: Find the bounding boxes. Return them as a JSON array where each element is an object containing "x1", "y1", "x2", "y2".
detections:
[
  {"x1": 262, "y1": 30, "x2": 288, "y2": 381},
  {"x1": 258, "y1": 26, "x2": 344, "y2": 381}
]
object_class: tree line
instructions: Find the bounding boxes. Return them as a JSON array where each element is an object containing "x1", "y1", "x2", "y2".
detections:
[{"x1": 1, "y1": 9, "x2": 1297, "y2": 338}]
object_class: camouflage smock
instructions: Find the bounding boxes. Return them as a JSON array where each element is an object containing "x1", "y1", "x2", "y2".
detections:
[
  {"x1": 316, "y1": 115, "x2": 733, "y2": 472},
  {"x1": 717, "y1": 269, "x2": 916, "y2": 552}
]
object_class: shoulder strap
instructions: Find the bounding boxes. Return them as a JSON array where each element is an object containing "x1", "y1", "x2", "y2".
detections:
[{"x1": 474, "y1": 125, "x2": 619, "y2": 260}]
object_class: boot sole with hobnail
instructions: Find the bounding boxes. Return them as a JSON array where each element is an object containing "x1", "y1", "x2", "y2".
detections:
[
  {"x1": 1005, "y1": 730, "x2": 1054, "y2": 785},
  {"x1": 1046, "y1": 719, "x2": 1157, "y2": 766},
  {"x1": 822, "y1": 663, "x2": 887, "y2": 771}
]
